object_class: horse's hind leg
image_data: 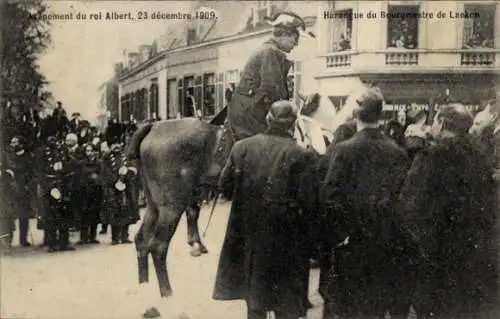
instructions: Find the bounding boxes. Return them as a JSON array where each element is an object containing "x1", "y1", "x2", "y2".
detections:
[
  {"x1": 186, "y1": 203, "x2": 208, "y2": 257},
  {"x1": 150, "y1": 204, "x2": 183, "y2": 297},
  {"x1": 135, "y1": 201, "x2": 158, "y2": 284}
]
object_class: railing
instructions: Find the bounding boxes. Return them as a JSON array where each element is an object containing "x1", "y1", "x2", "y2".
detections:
[
  {"x1": 385, "y1": 50, "x2": 419, "y2": 65},
  {"x1": 460, "y1": 50, "x2": 496, "y2": 66},
  {"x1": 321, "y1": 49, "x2": 500, "y2": 74},
  {"x1": 325, "y1": 51, "x2": 353, "y2": 68}
]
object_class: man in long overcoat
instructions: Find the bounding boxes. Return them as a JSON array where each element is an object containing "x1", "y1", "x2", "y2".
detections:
[
  {"x1": 398, "y1": 103, "x2": 498, "y2": 318},
  {"x1": 4, "y1": 136, "x2": 35, "y2": 247},
  {"x1": 319, "y1": 88, "x2": 411, "y2": 318},
  {"x1": 213, "y1": 101, "x2": 317, "y2": 319},
  {"x1": 227, "y1": 12, "x2": 313, "y2": 141}
]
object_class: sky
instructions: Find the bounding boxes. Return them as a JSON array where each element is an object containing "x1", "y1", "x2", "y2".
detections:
[{"x1": 38, "y1": 0, "x2": 192, "y2": 123}]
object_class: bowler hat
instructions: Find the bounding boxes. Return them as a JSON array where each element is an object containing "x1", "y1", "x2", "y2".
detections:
[{"x1": 266, "y1": 100, "x2": 297, "y2": 129}]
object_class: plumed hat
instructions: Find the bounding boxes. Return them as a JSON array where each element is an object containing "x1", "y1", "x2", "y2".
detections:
[
  {"x1": 266, "y1": 100, "x2": 298, "y2": 129},
  {"x1": 264, "y1": 11, "x2": 315, "y2": 38}
]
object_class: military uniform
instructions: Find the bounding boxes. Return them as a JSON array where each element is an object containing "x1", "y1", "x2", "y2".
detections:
[
  {"x1": 101, "y1": 144, "x2": 139, "y2": 244},
  {"x1": 227, "y1": 38, "x2": 292, "y2": 141},
  {"x1": 37, "y1": 142, "x2": 75, "y2": 252},
  {"x1": 76, "y1": 154, "x2": 103, "y2": 244}
]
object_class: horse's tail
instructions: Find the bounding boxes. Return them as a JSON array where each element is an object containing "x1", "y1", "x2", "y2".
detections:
[{"x1": 125, "y1": 122, "x2": 153, "y2": 161}]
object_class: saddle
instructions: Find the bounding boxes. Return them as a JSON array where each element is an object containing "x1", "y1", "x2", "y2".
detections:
[{"x1": 198, "y1": 111, "x2": 234, "y2": 196}]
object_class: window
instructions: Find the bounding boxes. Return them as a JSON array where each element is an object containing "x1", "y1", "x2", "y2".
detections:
[
  {"x1": 331, "y1": 9, "x2": 353, "y2": 52},
  {"x1": 216, "y1": 72, "x2": 224, "y2": 111},
  {"x1": 149, "y1": 81, "x2": 159, "y2": 120},
  {"x1": 387, "y1": 5, "x2": 419, "y2": 49},
  {"x1": 183, "y1": 76, "x2": 195, "y2": 117},
  {"x1": 226, "y1": 69, "x2": 240, "y2": 89},
  {"x1": 166, "y1": 78, "x2": 177, "y2": 119},
  {"x1": 463, "y1": 4, "x2": 495, "y2": 49},
  {"x1": 194, "y1": 75, "x2": 203, "y2": 117},
  {"x1": 203, "y1": 73, "x2": 216, "y2": 117},
  {"x1": 286, "y1": 61, "x2": 302, "y2": 107},
  {"x1": 177, "y1": 79, "x2": 184, "y2": 118},
  {"x1": 187, "y1": 28, "x2": 196, "y2": 46}
]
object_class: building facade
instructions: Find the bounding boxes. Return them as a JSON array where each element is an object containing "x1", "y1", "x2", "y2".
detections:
[
  {"x1": 117, "y1": 1, "x2": 317, "y2": 122},
  {"x1": 316, "y1": 0, "x2": 500, "y2": 117},
  {"x1": 118, "y1": 1, "x2": 500, "y2": 124},
  {"x1": 97, "y1": 63, "x2": 121, "y2": 131}
]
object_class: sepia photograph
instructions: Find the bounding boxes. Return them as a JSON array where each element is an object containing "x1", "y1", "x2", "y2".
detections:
[{"x1": 1, "y1": 1, "x2": 500, "y2": 318}]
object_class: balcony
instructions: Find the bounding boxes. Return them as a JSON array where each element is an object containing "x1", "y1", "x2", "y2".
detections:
[
  {"x1": 385, "y1": 50, "x2": 419, "y2": 65},
  {"x1": 461, "y1": 50, "x2": 496, "y2": 66},
  {"x1": 318, "y1": 49, "x2": 500, "y2": 78},
  {"x1": 325, "y1": 51, "x2": 354, "y2": 68}
]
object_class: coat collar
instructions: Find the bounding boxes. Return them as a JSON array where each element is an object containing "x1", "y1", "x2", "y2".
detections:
[
  {"x1": 355, "y1": 127, "x2": 384, "y2": 139},
  {"x1": 266, "y1": 127, "x2": 295, "y2": 139}
]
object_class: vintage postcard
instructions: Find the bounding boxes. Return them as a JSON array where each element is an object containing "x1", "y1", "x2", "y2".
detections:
[{"x1": 1, "y1": 1, "x2": 499, "y2": 318}]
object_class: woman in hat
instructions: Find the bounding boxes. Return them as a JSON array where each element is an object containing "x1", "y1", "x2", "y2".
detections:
[{"x1": 227, "y1": 11, "x2": 314, "y2": 142}]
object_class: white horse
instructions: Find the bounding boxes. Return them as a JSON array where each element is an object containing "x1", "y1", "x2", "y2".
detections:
[{"x1": 294, "y1": 88, "x2": 368, "y2": 155}]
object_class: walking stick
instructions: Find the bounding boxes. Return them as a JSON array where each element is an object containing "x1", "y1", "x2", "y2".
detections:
[{"x1": 202, "y1": 192, "x2": 219, "y2": 238}]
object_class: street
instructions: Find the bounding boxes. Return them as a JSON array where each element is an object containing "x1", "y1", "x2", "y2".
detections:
[{"x1": 0, "y1": 201, "x2": 323, "y2": 319}]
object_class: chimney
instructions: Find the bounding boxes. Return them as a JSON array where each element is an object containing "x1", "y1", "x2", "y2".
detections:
[
  {"x1": 128, "y1": 52, "x2": 139, "y2": 66},
  {"x1": 114, "y1": 63, "x2": 124, "y2": 75},
  {"x1": 139, "y1": 45, "x2": 151, "y2": 62}
]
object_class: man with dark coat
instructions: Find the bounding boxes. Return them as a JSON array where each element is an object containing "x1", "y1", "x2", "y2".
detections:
[
  {"x1": 101, "y1": 142, "x2": 139, "y2": 245},
  {"x1": 398, "y1": 103, "x2": 498, "y2": 318},
  {"x1": 213, "y1": 101, "x2": 317, "y2": 319},
  {"x1": 227, "y1": 12, "x2": 314, "y2": 142},
  {"x1": 37, "y1": 137, "x2": 76, "y2": 252},
  {"x1": 319, "y1": 88, "x2": 410, "y2": 318},
  {"x1": 4, "y1": 136, "x2": 35, "y2": 247}
]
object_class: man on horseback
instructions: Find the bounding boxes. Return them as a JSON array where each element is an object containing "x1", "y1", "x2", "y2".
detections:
[{"x1": 227, "y1": 11, "x2": 314, "y2": 142}]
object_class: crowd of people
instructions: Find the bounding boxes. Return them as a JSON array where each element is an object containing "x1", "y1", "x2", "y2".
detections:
[
  {"x1": 0, "y1": 101, "x2": 141, "y2": 252},
  {"x1": 213, "y1": 89, "x2": 499, "y2": 319}
]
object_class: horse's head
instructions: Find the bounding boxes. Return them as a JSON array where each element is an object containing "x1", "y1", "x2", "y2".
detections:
[{"x1": 469, "y1": 99, "x2": 499, "y2": 137}]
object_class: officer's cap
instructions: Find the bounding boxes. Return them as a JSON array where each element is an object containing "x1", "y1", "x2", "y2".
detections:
[
  {"x1": 265, "y1": 12, "x2": 315, "y2": 38},
  {"x1": 266, "y1": 100, "x2": 297, "y2": 129}
]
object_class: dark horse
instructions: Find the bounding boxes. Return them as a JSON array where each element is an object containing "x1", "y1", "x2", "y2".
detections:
[
  {"x1": 127, "y1": 95, "x2": 327, "y2": 305},
  {"x1": 127, "y1": 113, "x2": 231, "y2": 299}
]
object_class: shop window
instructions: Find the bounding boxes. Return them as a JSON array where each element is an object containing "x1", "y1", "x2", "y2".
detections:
[
  {"x1": 194, "y1": 75, "x2": 203, "y2": 117},
  {"x1": 462, "y1": 4, "x2": 495, "y2": 49},
  {"x1": 387, "y1": 5, "x2": 419, "y2": 49},
  {"x1": 331, "y1": 9, "x2": 353, "y2": 52},
  {"x1": 203, "y1": 73, "x2": 216, "y2": 117}
]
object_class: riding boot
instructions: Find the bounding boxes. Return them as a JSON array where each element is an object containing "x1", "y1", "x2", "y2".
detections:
[
  {"x1": 111, "y1": 225, "x2": 120, "y2": 245},
  {"x1": 121, "y1": 225, "x2": 132, "y2": 243},
  {"x1": 19, "y1": 217, "x2": 30, "y2": 246},
  {"x1": 247, "y1": 308, "x2": 267, "y2": 319}
]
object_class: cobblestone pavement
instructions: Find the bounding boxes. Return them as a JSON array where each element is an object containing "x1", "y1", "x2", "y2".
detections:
[{"x1": 0, "y1": 201, "x2": 323, "y2": 319}]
